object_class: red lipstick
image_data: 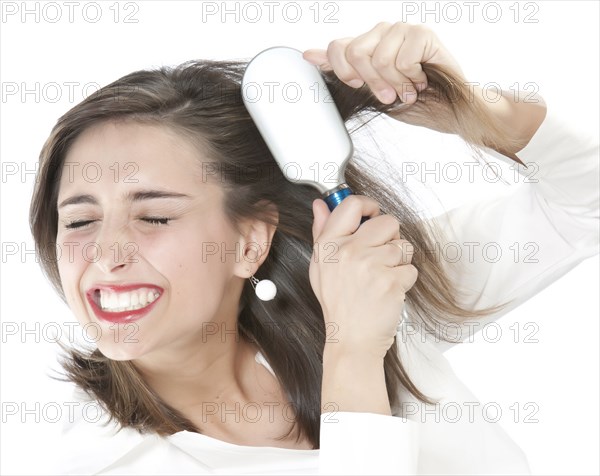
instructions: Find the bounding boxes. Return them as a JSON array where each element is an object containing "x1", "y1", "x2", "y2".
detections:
[{"x1": 85, "y1": 283, "x2": 163, "y2": 324}]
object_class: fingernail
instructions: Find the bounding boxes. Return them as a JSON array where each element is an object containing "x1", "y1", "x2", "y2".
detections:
[
  {"x1": 347, "y1": 79, "x2": 364, "y2": 88},
  {"x1": 403, "y1": 91, "x2": 417, "y2": 103},
  {"x1": 379, "y1": 88, "x2": 397, "y2": 103}
]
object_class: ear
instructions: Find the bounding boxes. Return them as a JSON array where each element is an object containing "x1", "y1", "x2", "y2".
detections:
[{"x1": 233, "y1": 200, "x2": 279, "y2": 278}]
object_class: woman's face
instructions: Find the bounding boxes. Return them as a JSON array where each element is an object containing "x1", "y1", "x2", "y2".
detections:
[{"x1": 55, "y1": 121, "x2": 265, "y2": 361}]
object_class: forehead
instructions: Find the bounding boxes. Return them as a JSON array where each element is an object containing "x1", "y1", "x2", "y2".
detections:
[{"x1": 59, "y1": 121, "x2": 214, "y2": 197}]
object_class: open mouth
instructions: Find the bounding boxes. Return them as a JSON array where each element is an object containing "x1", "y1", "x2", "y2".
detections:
[
  {"x1": 86, "y1": 285, "x2": 163, "y2": 323},
  {"x1": 92, "y1": 287, "x2": 160, "y2": 313}
]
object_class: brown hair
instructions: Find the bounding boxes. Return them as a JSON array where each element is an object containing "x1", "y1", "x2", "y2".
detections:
[{"x1": 30, "y1": 59, "x2": 524, "y2": 448}]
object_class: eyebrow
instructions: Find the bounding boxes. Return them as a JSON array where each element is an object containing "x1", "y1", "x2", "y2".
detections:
[{"x1": 58, "y1": 190, "x2": 192, "y2": 209}]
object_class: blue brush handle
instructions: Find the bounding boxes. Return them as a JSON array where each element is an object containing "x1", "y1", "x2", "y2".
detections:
[{"x1": 323, "y1": 185, "x2": 369, "y2": 224}]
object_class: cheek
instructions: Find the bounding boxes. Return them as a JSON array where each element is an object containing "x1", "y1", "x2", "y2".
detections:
[
  {"x1": 143, "y1": 230, "x2": 236, "y2": 281},
  {"x1": 139, "y1": 226, "x2": 238, "y2": 300},
  {"x1": 55, "y1": 241, "x2": 92, "y2": 320},
  {"x1": 56, "y1": 239, "x2": 84, "y2": 284}
]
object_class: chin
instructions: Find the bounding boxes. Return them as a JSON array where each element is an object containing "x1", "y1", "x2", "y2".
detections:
[{"x1": 96, "y1": 341, "x2": 151, "y2": 361}]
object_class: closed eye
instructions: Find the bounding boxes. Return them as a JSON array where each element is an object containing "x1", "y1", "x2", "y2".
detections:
[
  {"x1": 141, "y1": 217, "x2": 171, "y2": 226},
  {"x1": 64, "y1": 217, "x2": 171, "y2": 229},
  {"x1": 65, "y1": 220, "x2": 95, "y2": 229}
]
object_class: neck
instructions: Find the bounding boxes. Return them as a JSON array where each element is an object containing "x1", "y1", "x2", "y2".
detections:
[{"x1": 133, "y1": 323, "x2": 258, "y2": 411}]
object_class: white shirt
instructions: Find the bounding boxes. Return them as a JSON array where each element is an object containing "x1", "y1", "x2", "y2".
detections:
[{"x1": 51, "y1": 99, "x2": 599, "y2": 475}]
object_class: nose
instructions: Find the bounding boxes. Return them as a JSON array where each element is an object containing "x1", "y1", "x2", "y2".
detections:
[{"x1": 93, "y1": 218, "x2": 136, "y2": 274}]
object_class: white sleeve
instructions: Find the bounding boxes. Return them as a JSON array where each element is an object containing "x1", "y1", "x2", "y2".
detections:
[
  {"x1": 318, "y1": 411, "x2": 419, "y2": 475},
  {"x1": 317, "y1": 99, "x2": 598, "y2": 475},
  {"x1": 425, "y1": 98, "x2": 599, "y2": 353}
]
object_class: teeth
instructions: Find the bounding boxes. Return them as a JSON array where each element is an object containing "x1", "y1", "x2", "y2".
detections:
[
  {"x1": 97, "y1": 288, "x2": 160, "y2": 313},
  {"x1": 118, "y1": 293, "x2": 130, "y2": 308},
  {"x1": 109, "y1": 293, "x2": 119, "y2": 309}
]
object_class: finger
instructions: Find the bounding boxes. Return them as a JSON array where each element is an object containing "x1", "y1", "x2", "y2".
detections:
[
  {"x1": 312, "y1": 198, "x2": 331, "y2": 244},
  {"x1": 344, "y1": 32, "x2": 405, "y2": 104},
  {"x1": 390, "y1": 263, "x2": 419, "y2": 294},
  {"x1": 325, "y1": 38, "x2": 365, "y2": 88},
  {"x1": 319, "y1": 195, "x2": 380, "y2": 240},
  {"x1": 372, "y1": 26, "x2": 428, "y2": 103},
  {"x1": 303, "y1": 49, "x2": 333, "y2": 71},
  {"x1": 394, "y1": 28, "x2": 430, "y2": 96},
  {"x1": 354, "y1": 213, "x2": 401, "y2": 247},
  {"x1": 382, "y1": 239, "x2": 414, "y2": 268},
  {"x1": 362, "y1": 239, "x2": 413, "y2": 269}
]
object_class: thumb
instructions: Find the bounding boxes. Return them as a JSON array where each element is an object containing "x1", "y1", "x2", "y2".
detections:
[
  {"x1": 302, "y1": 49, "x2": 333, "y2": 71},
  {"x1": 312, "y1": 199, "x2": 331, "y2": 244}
]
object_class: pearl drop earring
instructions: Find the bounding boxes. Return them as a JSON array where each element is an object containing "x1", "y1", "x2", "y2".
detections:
[{"x1": 249, "y1": 274, "x2": 277, "y2": 301}]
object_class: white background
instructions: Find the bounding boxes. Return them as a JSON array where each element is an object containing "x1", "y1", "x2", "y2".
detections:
[{"x1": 1, "y1": 1, "x2": 598, "y2": 474}]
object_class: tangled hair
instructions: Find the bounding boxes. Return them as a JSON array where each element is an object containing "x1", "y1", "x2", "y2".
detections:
[{"x1": 30, "y1": 58, "x2": 524, "y2": 448}]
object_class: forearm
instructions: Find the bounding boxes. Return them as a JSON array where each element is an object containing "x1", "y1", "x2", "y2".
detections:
[
  {"x1": 476, "y1": 85, "x2": 547, "y2": 157},
  {"x1": 321, "y1": 345, "x2": 391, "y2": 416}
]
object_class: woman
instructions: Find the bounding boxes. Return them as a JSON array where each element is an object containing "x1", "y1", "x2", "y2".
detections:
[{"x1": 29, "y1": 22, "x2": 598, "y2": 474}]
